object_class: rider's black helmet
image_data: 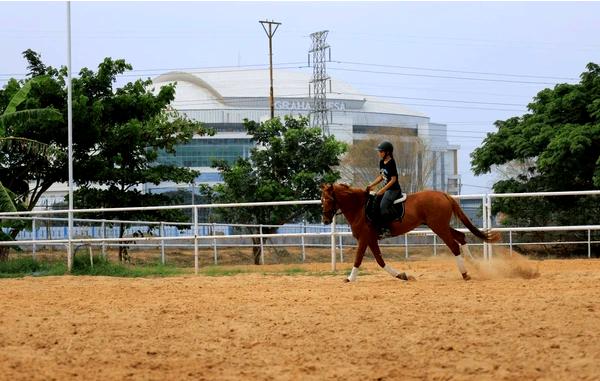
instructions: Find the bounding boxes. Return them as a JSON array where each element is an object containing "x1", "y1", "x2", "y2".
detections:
[{"x1": 376, "y1": 141, "x2": 394, "y2": 153}]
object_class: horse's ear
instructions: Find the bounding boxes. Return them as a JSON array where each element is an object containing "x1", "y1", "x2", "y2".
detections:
[{"x1": 320, "y1": 183, "x2": 333, "y2": 191}]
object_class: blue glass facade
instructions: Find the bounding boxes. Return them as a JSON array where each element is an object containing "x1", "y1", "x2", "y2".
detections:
[{"x1": 156, "y1": 138, "x2": 253, "y2": 167}]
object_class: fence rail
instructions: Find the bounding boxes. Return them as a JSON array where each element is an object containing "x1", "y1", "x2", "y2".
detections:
[{"x1": 1, "y1": 190, "x2": 600, "y2": 272}]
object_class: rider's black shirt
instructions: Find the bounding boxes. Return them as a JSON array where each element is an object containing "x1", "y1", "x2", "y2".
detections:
[{"x1": 379, "y1": 158, "x2": 401, "y2": 191}]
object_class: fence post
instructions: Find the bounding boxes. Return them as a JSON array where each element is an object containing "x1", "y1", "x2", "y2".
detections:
[
  {"x1": 339, "y1": 234, "x2": 343, "y2": 262},
  {"x1": 46, "y1": 215, "x2": 52, "y2": 252},
  {"x1": 32, "y1": 217, "x2": 37, "y2": 259},
  {"x1": 433, "y1": 234, "x2": 437, "y2": 256},
  {"x1": 482, "y1": 195, "x2": 489, "y2": 260},
  {"x1": 509, "y1": 230, "x2": 513, "y2": 256},
  {"x1": 301, "y1": 221, "x2": 306, "y2": 262},
  {"x1": 482, "y1": 194, "x2": 487, "y2": 260},
  {"x1": 331, "y1": 219, "x2": 336, "y2": 271},
  {"x1": 101, "y1": 221, "x2": 106, "y2": 258},
  {"x1": 404, "y1": 234, "x2": 408, "y2": 259},
  {"x1": 212, "y1": 223, "x2": 218, "y2": 265},
  {"x1": 487, "y1": 194, "x2": 493, "y2": 260},
  {"x1": 588, "y1": 229, "x2": 591, "y2": 259},
  {"x1": 213, "y1": 225, "x2": 218, "y2": 265},
  {"x1": 259, "y1": 225, "x2": 265, "y2": 265},
  {"x1": 194, "y1": 207, "x2": 198, "y2": 274},
  {"x1": 160, "y1": 222, "x2": 165, "y2": 265}
]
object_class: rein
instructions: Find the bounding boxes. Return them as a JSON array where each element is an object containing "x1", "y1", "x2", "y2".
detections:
[{"x1": 324, "y1": 192, "x2": 343, "y2": 217}]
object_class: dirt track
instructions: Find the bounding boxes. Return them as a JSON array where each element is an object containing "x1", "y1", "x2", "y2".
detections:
[{"x1": 0, "y1": 256, "x2": 599, "y2": 380}]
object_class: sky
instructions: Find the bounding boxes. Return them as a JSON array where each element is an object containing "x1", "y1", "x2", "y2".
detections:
[{"x1": 2, "y1": 1, "x2": 600, "y2": 194}]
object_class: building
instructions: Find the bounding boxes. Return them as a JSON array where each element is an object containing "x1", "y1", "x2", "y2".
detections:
[{"x1": 149, "y1": 68, "x2": 460, "y2": 194}]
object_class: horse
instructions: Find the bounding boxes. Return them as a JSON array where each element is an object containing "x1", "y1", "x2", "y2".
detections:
[{"x1": 320, "y1": 183, "x2": 500, "y2": 282}]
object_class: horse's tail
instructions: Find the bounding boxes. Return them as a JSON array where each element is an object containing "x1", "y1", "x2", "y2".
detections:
[{"x1": 445, "y1": 194, "x2": 500, "y2": 243}]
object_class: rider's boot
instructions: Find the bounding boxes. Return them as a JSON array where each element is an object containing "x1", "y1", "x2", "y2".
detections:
[{"x1": 377, "y1": 223, "x2": 392, "y2": 239}]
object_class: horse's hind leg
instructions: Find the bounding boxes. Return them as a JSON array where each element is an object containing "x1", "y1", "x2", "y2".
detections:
[
  {"x1": 450, "y1": 228, "x2": 466, "y2": 245},
  {"x1": 450, "y1": 228, "x2": 475, "y2": 260},
  {"x1": 432, "y1": 226, "x2": 471, "y2": 281}
]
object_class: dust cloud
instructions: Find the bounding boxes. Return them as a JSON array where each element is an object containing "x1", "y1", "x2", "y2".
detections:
[{"x1": 466, "y1": 248, "x2": 541, "y2": 280}]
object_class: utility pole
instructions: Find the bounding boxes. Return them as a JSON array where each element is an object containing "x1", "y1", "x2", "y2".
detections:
[
  {"x1": 308, "y1": 30, "x2": 331, "y2": 135},
  {"x1": 259, "y1": 20, "x2": 281, "y2": 119}
]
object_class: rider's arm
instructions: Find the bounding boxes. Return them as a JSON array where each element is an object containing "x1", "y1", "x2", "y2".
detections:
[
  {"x1": 367, "y1": 175, "x2": 383, "y2": 191},
  {"x1": 376, "y1": 175, "x2": 397, "y2": 196}
]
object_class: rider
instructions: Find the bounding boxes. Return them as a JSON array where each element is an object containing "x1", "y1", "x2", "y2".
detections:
[{"x1": 366, "y1": 141, "x2": 402, "y2": 236}]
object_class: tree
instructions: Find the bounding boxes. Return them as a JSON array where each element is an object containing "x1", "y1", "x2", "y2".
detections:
[
  {"x1": 338, "y1": 129, "x2": 434, "y2": 193},
  {"x1": 472, "y1": 63, "x2": 600, "y2": 191},
  {"x1": 67, "y1": 59, "x2": 213, "y2": 261},
  {"x1": 0, "y1": 137, "x2": 56, "y2": 260},
  {"x1": 0, "y1": 74, "x2": 62, "y2": 260},
  {"x1": 0, "y1": 50, "x2": 213, "y2": 260},
  {"x1": 470, "y1": 63, "x2": 600, "y2": 254},
  {"x1": 202, "y1": 116, "x2": 347, "y2": 264},
  {"x1": 0, "y1": 71, "x2": 64, "y2": 213},
  {"x1": 0, "y1": 181, "x2": 31, "y2": 260}
]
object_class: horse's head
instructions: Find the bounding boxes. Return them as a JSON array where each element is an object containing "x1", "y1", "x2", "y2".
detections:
[{"x1": 320, "y1": 183, "x2": 337, "y2": 225}]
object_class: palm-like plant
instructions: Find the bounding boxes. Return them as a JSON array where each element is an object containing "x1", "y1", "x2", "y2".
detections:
[
  {"x1": 0, "y1": 182, "x2": 17, "y2": 213},
  {"x1": 0, "y1": 77, "x2": 62, "y2": 260},
  {"x1": 0, "y1": 179, "x2": 31, "y2": 259},
  {"x1": 0, "y1": 75, "x2": 62, "y2": 140},
  {"x1": 0, "y1": 181, "x2": 22, "y2": 239}
]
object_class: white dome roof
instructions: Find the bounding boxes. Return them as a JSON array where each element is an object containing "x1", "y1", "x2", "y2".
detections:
[{"x1": 152, "y1": 68, "x2": 426, "y2": 117}]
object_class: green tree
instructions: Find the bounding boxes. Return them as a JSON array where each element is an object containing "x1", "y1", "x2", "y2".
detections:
[
  {"x1": 0, "y1": 50, "x2": 213, "y2": 261},
  {"x1": 202, "y1": 116, "x2": 347, "y2": 264},
  {"x1": 0, "y1": 181, "x2": 30, "y2": 260},
  {"x1": 0, "y1": 66, "x2": 65, "y2": 213},
  {"x1": 471, "y1": 63, "x2": 600, "y2": 254},
  {"x1": 472, "y1": 63, "x2": 600, "y2": 191},
  {"x1": 0, "y1": 73, "x2": 63, "y2": 260}
]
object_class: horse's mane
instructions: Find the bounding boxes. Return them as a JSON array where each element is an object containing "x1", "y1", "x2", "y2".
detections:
[{"x1": 333, "y1": 183, "x2": 366, "y2": 197}]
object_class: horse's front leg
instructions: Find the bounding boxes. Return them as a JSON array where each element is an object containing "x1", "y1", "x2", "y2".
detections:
[
  {"x1": 368, "y1": 238, "x2": 415, "y2": 281},
  {"x1": 345, "y1": 239, "x2": 368, "y2": 282}
]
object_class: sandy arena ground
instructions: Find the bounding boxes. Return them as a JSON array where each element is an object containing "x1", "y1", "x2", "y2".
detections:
[{"x1": 0, "y1": 254, "x2": 599, "y2": 380}]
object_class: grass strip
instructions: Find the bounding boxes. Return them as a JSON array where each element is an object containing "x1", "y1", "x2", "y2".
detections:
[{"x1": 0, "y1": 255, "x2": 183, "y2": 278}]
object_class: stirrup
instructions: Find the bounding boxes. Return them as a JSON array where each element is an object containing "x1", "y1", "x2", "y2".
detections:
[{"x1": 378, "y1": 227, "x2": 392, "y2": 239}]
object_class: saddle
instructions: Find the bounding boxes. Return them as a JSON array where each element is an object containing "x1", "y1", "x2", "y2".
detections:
[{"x1": 365, "y1": 191, "x2": 407, "y2": 225}]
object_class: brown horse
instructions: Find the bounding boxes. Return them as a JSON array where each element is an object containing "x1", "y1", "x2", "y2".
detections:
[{"x1": 320, "y1": 183, "x2": 500, "y2": 282}]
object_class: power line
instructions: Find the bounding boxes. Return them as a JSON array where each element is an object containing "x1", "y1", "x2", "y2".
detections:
[
  {"x1": 332, "y1": 60, "x2": 578, "y2": 81},
  {"x1": 341, "y1": 80, "x2": 538, "y2": 99},
  {"x1": 0, "y1": 62, "x2": 308, "y2": 79},
  {"x1": 445, "y1": 121, "x2": 499, "y2": 124},
  {"x1": 2, "y1": 61, "x2": 537, "y2": 113},
  {"x1": 328, "y1": 67, "x2": 563, "y2": 85},
  {"x1": 330, "y1": 91, "x2": 526, "y2": 107},
  {"x1": 1, "y1": 58, "x2": 576, "y2": 86},
  {"x1": 127, "y1": 61, "x2": 306, "y2": 74},
  {"x1": 460, "y1": 183, "x2": 493, "y2": 190}
]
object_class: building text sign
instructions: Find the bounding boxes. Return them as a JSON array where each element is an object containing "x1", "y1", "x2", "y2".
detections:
[{"x1": 275, "y1": 100, "x2": 347, "y2": 111}]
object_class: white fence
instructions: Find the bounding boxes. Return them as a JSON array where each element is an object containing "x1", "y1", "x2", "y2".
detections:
[
  {"x1": 485, "y1": 190, "x2": 600, "y2": 259},
  {"x1": 1, "y1": 190, "x2": 599, "y2": 272}
]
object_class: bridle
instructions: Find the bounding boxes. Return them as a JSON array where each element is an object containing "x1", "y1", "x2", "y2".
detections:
[{"x1": 322, "y1": 191, "x2": 342, "y2": 219}]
